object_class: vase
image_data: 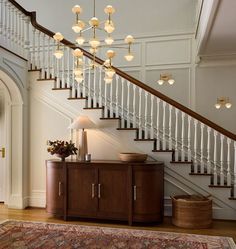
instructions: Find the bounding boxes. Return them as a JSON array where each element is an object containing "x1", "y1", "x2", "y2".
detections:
[{"x1": 55, "y1": 153, "x2": 70, "y2": 161}]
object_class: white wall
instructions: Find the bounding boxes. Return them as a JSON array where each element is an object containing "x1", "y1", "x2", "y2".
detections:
[{"x1": 16, "y1": 0, "x2": 198, "y2": 39}]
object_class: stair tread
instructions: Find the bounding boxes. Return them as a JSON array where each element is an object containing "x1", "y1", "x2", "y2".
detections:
[
  {"x1": 52, "y1": 87, "x2": 71, "y2": 90},
  {"x1": 189, "y1": 173, "x2": 213, "y2": 176},
  {"x1": 84, "y1": 107, "x2": 104, "y2": 110},
  {"x1": 229, "y1": 197, "x2": 236, "y2": 200},
  {"x1": 67, "y1": 97, "x2": 87, "y2": 100},
  {"x1": 208, "y1": 185, "x2": 231, "y2": 188},
  {"x1": 170, "y1": 161, "x2": 192, "y2": 164},
  {"x1": 37, "y1": 78, "x2": 56, "y2": 81},
  {"x1": 152, "y1": 149, "x2": 174, "y2": 152},
  {"x1": 134, "y1": 138, "x2": 156, "y2": 141},
  {"x1": 28, "y1": 69, "x2": 41, "y2": 72},
  {"x1": 100, "y1": 117, "x2": 120, "y2": 120},
  {"x1": 117, "y1": 128, "x2": 138, "y2": 130}
]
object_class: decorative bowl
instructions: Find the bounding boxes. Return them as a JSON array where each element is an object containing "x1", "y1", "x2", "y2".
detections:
[{"x1": 119, "y1": 153, "x2": 148, "y2": 162}]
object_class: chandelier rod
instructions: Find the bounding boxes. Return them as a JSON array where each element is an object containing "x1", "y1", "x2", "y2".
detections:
[{"x1": 93, "y1": 0, "x2": 96, "y2": 17}]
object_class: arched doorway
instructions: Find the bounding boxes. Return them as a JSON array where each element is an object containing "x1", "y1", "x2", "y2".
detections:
[{"x1": 0, "y1": 70, "x2": 26, "y2": 208}]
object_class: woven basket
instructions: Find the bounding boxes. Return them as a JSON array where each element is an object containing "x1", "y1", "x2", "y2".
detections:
[{"x1": 171, "y1": 195, "x2": 212, "y2": 229}]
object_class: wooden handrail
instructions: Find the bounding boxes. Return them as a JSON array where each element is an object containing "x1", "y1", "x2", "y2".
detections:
[{"x1": 9, "y1": 0, "x2": 236, "y2": 141}]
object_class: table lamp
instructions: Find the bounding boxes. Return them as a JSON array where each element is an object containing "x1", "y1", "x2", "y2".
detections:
[{"x1": 68, "y1": 115, "x2": 95, "y2": 161}]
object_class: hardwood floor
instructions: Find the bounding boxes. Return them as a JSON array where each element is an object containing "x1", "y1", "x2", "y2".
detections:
[{"x1": 0, "y1": 204, "x2": 235, "y2": 242}]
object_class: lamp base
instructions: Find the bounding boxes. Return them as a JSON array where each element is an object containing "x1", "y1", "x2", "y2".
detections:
[{"x1": 79, "y1": 129, "x2": 88, "y2": 161}]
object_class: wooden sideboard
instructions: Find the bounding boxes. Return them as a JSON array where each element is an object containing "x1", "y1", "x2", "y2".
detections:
[{"x1": 46, "y1": 160, "x2": 164, "y2": 225}]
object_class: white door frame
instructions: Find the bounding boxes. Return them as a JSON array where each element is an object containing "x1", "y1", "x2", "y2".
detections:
[{"x1": 0, "y1": 71, "x2": 25, "y2": 208}]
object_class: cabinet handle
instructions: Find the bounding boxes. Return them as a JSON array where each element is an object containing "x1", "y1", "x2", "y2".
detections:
[
  {"x1": 133, "y1": 185, "x2": 137, "y2": 201},
  {"x1": 58, "y1": 182, "x2": 63, "y2": 196},
  {"x1": 98, "y1": 184, "x2": 101, "y2": 199},
  {"x1": 91, "y1": 183, "x2": 95, "y2": 198}
]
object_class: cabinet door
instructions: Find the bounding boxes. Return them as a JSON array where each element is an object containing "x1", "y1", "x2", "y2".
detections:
[
  {"x1": 133, "y1": 165, "x2": 164, "y2": 222},
  {"x1": 67, "y1": 164, "x2": 97, "y2": 217},
  {"x1": 97, "y1": 165, "x2": 128, "y2": 220},
  {"x1": 46, "y1": 162, "x2": 64, "y2": 215}
]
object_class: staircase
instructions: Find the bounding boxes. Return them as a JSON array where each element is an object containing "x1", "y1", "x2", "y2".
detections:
[{"x1": 1, "y1": 0, "x2": 236, "y2": 219}]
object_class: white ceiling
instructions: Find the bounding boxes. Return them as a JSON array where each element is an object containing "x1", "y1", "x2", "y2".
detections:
[
  {"x1": 200, "y1": 0, "x2": 236, "y2": 56},
  {"x1": 16, "y1": 0, "x2": 198, "y2": 40}
]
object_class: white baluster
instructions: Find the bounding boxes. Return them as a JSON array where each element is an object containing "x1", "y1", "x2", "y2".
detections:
[
  {"x1": 144, "y1": 91, "x2": 148, "y2": 139},
  {"x1": 227, "y1": 138, "x2": 231, "y2": 186},
  {"x1": 181, "y1": 112, "x2": 185, "y2": 161},
  {"x1": 127, "y1": 81, "x2": 130, "y2": 127},
  {"x1": 138, "y1": 88, "x2": 142, "y2": 139},
  {"x1": 25, "y1": 17, "x2": 30, "y2": 67},
  {"x1": 46, "y1": 37, "x2": 51, "y2": 78},
  {"x1": 121, "y1": 78, "x2": 125, "y2": 127},
  {"x1": 71, "y1": 55, "x2": 75, "y2": 98},
  {"x1": 87, "y1": 65, "x2": 91, "y2": 107},
  {"x1": 37, "y1": 30, "x2": 41, "y2": 70},
  {"x1": 93, "y1": 67, "x2": 97, "y2": 107},
  {"x1": 104, "y1": 76, "x2": 108, "y2": 118},
  {"x1": 0, "y1": 0, "x2": 4, "y2": 36},
  {"x1": 61, "y1": 46, "x2": 65, "y2": 88},
  {"x1": 32, "y1": 27, "x2": 36, "y2": 69},
  {"x1": 162, "y1": 102, "x2": 167, "y2": 149},
  {"x1": 234, "y1": 142, "x2": 236, "y2": 197},
  {"x1": 41, "y1": 34, "x2": 46, "y2": 79},
  {"x1": 83, "y1": 57, "x2": 87, "y2": 98},
  {"x1": 175, "y1": 109, "x2": 179, "y2": 161},
  {"x1": 115, "y1": 75, "x2": 119, "y2": 118},
  {"x1": 66, "y1": 47, "x2": 70, "y2": 88},
  {"x1": 168, "y1": 105, "x2": 173, "y2": 150},
  {"x1": 213, "y1": 131, "x2": 218, "y2": 185},
  {"x1": 187, "y1": 116, "x2": 191, "y2": 162},
  {"x1": 220, "y1": 134, "x2": 225, "y2": 186},
  {"x1": 200, "y1": 123, "x2": 204, "y2": 173},
  {"x1": 150, "y1": 95, "x2": 154, "y2": 139},
  {"x1": 193, "y1": 120, "x2": 198, "y2": 172},
  {"x1": 99, "y1": 67, "x2": 103, "y2": 107},
  {"x1": 8, "y1": 4, "x2": 11, "y2": 41},
  {"x1": 110, "y1": 76, "x2": 113, "y2": 116},
  {"x1": 156, "y1": 98, "x2": 160, "y2": 150},
  {"x1": 207, "y1": 127, "x2": 211, "y2": 174},
  {"x1": 3, "y1": 0, "x2": 7, "y2": 38}
]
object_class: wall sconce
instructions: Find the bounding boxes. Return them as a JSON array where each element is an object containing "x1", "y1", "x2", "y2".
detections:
[
  {"x1": 157, "y1": 73, "x2": 175, "y2": 85},
  {"x1": 215, "y1": 97, "x2": 232, "y2": 109}
]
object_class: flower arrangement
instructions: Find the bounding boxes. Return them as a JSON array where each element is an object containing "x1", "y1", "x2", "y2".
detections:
[{"x1": 47, "y1": 140, "x2": 78, "y2": 161}]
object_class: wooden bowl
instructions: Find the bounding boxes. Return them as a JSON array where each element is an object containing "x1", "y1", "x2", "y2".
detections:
[{"x1": 119, "y1": 153, "x2": 148, "y2": 162}]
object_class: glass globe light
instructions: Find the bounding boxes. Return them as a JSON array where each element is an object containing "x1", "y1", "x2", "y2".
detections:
[
  {"x1": 73, "y1": 48, "x2": 83, "y2": 57},
  {"x1": 105, "y1": 68, "x2": 115, "y2": 78},
  {"x1": 106, "y1": 50, "x2": 115, "y2": 59},
  {"x1": 53, "y1": 32, "x2": 64, "y2": 42},
  {"x1": 124, "y1": 53, "x2": 134, "y2": 61},
  {"x1": 89, "y1": 17, "x2": 99, "y2": 27},
  {"x1": 76, "y1": 36, "x2": 85, "y2": 45},
  {"x1": 215, "y1": 103, "x2": 221, "y2": 109},
  {"x1": 104, "y1": 76, "x2": 113, "y2": 84},
  {"x1": 125, "y1": 35, "x2": 134, "y2": 44},
  {"x1": 105, "y1": 36, "x2": 114, "y2": 45},
  {"x1": 104, "y1": 5, "x2": 115, "y2": 14},
  {"x1": 74, "y1": 67, "x2": 83, "y2": 76},
  {"x1": 72, "y1": 5, "x2": 82, "y2": 14},
  {"x1": 75, "y1": 75, "x2": 84, "y2": 83},
  {"x1": 225, "y1": 102, "x2": 232, "y2": 109},
  {"x1": 54, "y1": 50, "x2": 63, "y2": 59},
  {"x1": 157, "y1": 79, "x2": 164, "y2": 85},
  {"x1": 89, "y1": 38, "x2": 100, "y2": 48},
  {"x1": 168, "y1": 79, "x2": 175, "y2": 85},
  {"x1": 72, "y1": 20, "x2": 85, "y2": 33},
  {"x1": 104, "y1": 20, "x2": 115, "y2": 33}
]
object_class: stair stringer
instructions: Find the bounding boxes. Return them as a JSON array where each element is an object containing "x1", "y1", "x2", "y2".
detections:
[{"x1": 29, "y1": 73, "x2": 236, "y2": 219}]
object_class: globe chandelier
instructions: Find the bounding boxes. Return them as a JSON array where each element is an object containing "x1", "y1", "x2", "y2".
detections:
[{"x1": 53, "y1": 0, "x2": 135, "y2": 84}]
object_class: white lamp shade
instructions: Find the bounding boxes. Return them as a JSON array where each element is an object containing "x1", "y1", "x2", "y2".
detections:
[{"x1": 68, "y1": 116, "x2": 95, "y2": 130}]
